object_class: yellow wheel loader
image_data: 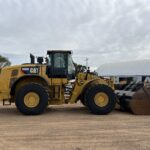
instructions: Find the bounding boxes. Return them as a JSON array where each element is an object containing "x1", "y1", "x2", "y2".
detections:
[{"x1": 0, "y1": 50, "x2": 116, "y2": 115}]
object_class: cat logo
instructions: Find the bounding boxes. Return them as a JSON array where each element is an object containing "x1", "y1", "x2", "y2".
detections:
[{"x1": 21, "y1": 67, "x2": 39, "y2": 74}]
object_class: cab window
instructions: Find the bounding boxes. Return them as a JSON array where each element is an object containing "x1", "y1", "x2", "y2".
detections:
[{"x1": 54, "y1": 53, "x2": 66, "y2": 68}]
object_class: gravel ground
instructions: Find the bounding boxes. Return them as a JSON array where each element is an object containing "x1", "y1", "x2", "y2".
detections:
[{"x1": 0, "y1": 103, "x2": 149, "y2": 150}]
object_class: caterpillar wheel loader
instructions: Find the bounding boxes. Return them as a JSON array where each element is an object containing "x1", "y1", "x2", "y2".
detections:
[{"x1": 0, "y1": 50, "x2": 116, "y2": 115}]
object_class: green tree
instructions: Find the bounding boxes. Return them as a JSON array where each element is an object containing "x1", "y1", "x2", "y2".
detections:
[
  {"x1": 0, "y1": 55, "x2": 11, "y2": 67},
  {"x1": 74, "y1": 63, "x2": 87, "y2": 73}
]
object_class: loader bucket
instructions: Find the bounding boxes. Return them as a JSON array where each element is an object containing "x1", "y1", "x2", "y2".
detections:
[{"x1": 129, "y1": 87, "x2": 150, "y2": 115}]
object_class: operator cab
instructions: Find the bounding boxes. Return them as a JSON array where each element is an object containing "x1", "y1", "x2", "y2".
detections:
[{"x1": 46, "y1": 50, "x2": 76, "y2": 80}]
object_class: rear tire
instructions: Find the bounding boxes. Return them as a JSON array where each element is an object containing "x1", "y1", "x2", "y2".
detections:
[
  {"x1": 15, "y1": 83, "x2": 48, "y2": 115},
  {"x1": 85, "y1": 84, "x2": 116, "y2": 115}
]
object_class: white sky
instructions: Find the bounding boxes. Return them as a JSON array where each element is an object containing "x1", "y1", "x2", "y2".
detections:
[{"x1": 0, "y1": 0, "x2": 150, "y2": 68}]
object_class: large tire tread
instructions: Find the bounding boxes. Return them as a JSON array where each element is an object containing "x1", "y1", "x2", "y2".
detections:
[
  {"x1": 84, "y1": 84, "x2": 116, "y2": 115},
  {"x1": 15, "y1": 83, "x2": 49, "y2": 115}
]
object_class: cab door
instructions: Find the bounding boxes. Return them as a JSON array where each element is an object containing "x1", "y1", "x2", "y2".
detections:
[
  {"x1": 52, "y1": 53, "x2": 68, "y2": 78},
  {"x1": 46, "y1": 52, "x2": 68, "y2": 78}
]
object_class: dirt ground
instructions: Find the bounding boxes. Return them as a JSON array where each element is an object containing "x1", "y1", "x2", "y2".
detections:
[{"x1": 0, "y1": 103, "x2": 149, "y2": 150}]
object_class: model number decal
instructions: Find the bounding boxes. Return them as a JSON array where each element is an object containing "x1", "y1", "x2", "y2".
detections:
[
  {"x1": 30, "y1": 68, "x2": 39, "y2": 74},
  {"x1": 21, "y1": 67, "x2": 39, "y2": 74}
]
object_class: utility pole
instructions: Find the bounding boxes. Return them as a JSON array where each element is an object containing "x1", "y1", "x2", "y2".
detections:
[{"x1": 85, "y1": 57, "x2": 89, "y2": 70}]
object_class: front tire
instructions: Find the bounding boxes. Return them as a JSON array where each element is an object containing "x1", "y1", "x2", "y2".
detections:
[
  {"x1": 15, "y1": 83, "x2": 48, "y2": 115},
  {"x1": 85, "y1": 84, "x2": 116, "y2": 115}
]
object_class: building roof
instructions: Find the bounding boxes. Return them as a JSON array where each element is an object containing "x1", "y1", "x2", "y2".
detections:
[{"x1": 97, "y1": 59, "x2": 150, "y2": 76}]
